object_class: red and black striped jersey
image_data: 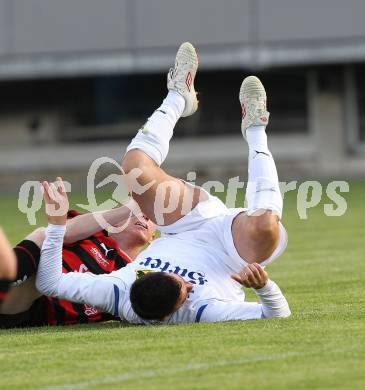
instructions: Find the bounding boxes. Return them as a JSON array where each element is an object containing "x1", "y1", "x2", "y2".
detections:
[{"x1": 46, "y1": 210, "x2": 132, "y2": 326}]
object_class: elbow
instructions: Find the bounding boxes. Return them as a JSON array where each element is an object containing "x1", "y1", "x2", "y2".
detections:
[
  {"x1": 276, "y1": 306, "x2": 291, "y2": 319},
  {"x1": 263, "y1": 305, "x2": 291, "y2": 319},
  {"x1": 35, "y1": 277, "x2": 46, "y2": 295},
  {"x1": 280, "y1": 307, "x2": 291, "y2": 318},
  {"x1": 35, "y1": 276, "x2": 57, "y2": 297}
]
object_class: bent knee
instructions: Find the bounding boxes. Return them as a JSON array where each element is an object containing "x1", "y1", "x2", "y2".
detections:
[
  {"x1": 122, "y1": 150, "x2": 156, "y2": 174},
  {"x1": 232, "y1": 212, "x2": 282, "y2": 263},
  {"x1": 247, "y1": 213, "x2": 279, "y2": 248}
]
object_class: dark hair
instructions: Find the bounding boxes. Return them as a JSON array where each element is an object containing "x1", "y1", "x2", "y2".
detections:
[{"x1": 130, "y1": 272, "x2": 181, "y2": 320}]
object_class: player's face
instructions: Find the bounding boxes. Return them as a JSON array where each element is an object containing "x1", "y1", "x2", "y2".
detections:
[
  {"x1": 169, "y1": 273, "x2": 194, "y2": 311},
  {"x1": 113, "y1": 214, "x2": 156, "y2": 245},
  {"x1": 129, "y1": 214, "x2": 156, "y2": 244}
]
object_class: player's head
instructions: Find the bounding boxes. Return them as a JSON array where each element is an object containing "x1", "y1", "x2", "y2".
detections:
[
  {"x1": 130, "y1": 272, "x2": 193, "y2": 320},
  {"x1": 111, "y1": 214, "x2": 156, "y2": 246}
]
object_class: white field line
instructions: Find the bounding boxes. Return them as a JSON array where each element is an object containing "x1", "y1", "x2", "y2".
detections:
[{"x1": 39, "y1": 345, "x2": 363, "y2": 390}]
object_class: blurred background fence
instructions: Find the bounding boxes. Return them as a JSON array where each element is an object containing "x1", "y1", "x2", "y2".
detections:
[{"x1": 1, "y1": 0, "x2": 365, "y2": 191}]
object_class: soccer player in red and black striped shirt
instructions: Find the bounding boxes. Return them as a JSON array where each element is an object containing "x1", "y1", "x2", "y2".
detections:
[{"x1": 0, "y1": 204, "x2": 155, "y2": 327}]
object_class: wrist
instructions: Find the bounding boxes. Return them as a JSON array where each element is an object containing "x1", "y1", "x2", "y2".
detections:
[
  {"x1": 253, "y1": 279, "x2": 274, "y2": 294},
  {"x1": 47, "y1": 216, "x2": 67, "y2": 226},
  {"x1": 47, "y1": 224, "x2": 67, "y2": 234}
]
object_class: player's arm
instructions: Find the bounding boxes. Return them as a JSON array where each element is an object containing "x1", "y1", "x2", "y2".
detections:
[
  {"x1": 197, "y1": 263, "x2": 290, "y2": 323},
  {"x1": 35, "y1": 178, "x2": 124, "y2": 316},
  {"x1": 231, "y1": 263, "x2": 291, "y2": 318},
  {"x1": 64, "y1": 199, "x2": 140, "y2": 243}
]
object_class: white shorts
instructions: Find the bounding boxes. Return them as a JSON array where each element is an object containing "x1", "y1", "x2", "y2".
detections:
[{"x1": 156, "y1": 187, "x2": 288, "y2": 270}]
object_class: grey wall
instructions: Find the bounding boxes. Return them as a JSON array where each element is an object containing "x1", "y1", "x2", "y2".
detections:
[
  {"x1": 0, "y1": 0, "x2": 11, "y2": 55},
  {"x1": 1, "y1": 0, "x2": 252, "y2": 54},
  {"x1": 0, "y1": 0, "x2": 365, "y2": 78},
  {"x1": 133, "y1": 0, "x2": 251, "y2": 48},
  {"x1": 12, "y1": 0, "x2": 130, "y2": 54},
  {"x1": 258, "y1": 0, "x2": 365, "y2": 42}
]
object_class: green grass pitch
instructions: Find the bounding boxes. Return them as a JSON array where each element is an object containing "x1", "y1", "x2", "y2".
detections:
[{"x1": 0, "y1": 182, "x2": 364, "y2": 389}]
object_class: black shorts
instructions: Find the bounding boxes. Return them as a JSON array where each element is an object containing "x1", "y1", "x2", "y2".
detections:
[{"x1": 0, "y1": 297, "x2": 48, "y2": 329}]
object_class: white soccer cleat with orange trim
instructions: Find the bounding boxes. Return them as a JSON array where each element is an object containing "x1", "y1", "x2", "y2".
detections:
[
  {"x1": 239, "y1": 76, "x2": 270, "y2": 138},
  {"x1": 167, "y1": 42, "x2": 199, "y2": 117}
]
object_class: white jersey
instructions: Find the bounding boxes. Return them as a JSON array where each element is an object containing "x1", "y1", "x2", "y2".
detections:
[
  {"x1": 108, "y1": 233, "x2": 249, "y2": 323},
  {"x1": 36, "y1": 223, "x2": 291, "y2": 325}
]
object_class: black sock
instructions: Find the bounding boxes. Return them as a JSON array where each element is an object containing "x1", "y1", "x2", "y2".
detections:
[{"x1": 13, "y1": 240, "x2": 41, "y2": 284}]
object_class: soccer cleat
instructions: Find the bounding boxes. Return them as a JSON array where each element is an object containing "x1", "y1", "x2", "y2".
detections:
[
  {"x1": 239, "y1": 76, "x2": 270, "y2": 138},
  {"x1": 167, "y1": 42, "x2": 199, "y2": 117}
]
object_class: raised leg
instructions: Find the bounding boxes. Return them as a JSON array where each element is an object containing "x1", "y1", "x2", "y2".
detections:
[
  {"x1": 232, "y1": 76, "x2": 283, "y2": 264},
  {"x1": 121, "y1": 43, "x2": 207, "y2": 226}
]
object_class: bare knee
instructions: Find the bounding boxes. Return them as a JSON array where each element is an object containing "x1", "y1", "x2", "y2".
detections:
[
  {"x1": 122, "y1": 150, "x2": 157, "y2": 174},
  {"x1": 122, "y1": 150, "x2": 163, "y2": 204},
  {"x1": 247, "y1": 213, "x2": 279, "y2": 248},
  {"x1": 121, "y1": 150, "x2": 138, "y2": 174},
  {"x1": 232, "y1": 211, "x2": 281, "y2": 264}
]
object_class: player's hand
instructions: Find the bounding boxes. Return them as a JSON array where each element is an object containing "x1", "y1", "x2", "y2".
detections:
[
  {"x1": 42, "y1": 177, "x2": 69, "y2": 226},
  {"x1": 231, "y1": 263, "x2": 268, "y2": 289}
]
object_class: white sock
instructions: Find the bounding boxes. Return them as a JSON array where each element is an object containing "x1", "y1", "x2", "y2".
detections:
[
  {"x1": 245, "y1": 126, "x2": 283, "y2": 218},
  {"x1": 246, "y1": 126, "x2": 270, "y2": 156},
  {"x1": 125, "y1": 91, "x2": 185, "y2": 166}
]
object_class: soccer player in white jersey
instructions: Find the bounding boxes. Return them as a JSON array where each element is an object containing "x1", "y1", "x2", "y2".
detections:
[{"x1": 36, "y1": 42, "x2": 291, "y2": 324}]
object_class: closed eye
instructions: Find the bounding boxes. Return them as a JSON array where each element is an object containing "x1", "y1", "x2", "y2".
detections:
[{"x1": 135, "y1": 221, "x2": 148, "y2": 230}]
